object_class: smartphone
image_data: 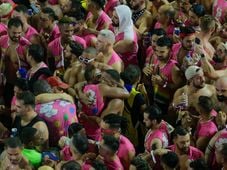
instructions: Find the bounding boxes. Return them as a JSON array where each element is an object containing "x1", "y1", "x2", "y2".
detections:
[
  {"x1": 42, "y1": 151, "x2": 59, "y2": 161},
  {"x1": 30, "y1": 3, "x2": 40, "y2": 14}
]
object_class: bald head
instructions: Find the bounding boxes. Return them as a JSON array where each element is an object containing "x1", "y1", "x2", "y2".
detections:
[{"x1": 216, "y1": 76, "x2": 227, "y2": 103}]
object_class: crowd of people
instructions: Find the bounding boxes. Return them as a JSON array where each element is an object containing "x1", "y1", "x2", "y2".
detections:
[{"x1": 0, "y1": 0, "x2": 226, "y2": 169}]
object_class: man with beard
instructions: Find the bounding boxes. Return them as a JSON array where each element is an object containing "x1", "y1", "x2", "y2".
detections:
[
  {"x1": 112, "y1": 5, "x2": 138, "y2": 67},
  {"x1": 130, "y1": 0, "x2": 153, "y2": 38},
  {"x1": 215, "y1": 76, "x2": 227, "y2": 112},
  {"x1": 168, "y1": 127, "x2": 203, "y2": 169},
  {"x1": 95, "y1": 29, "x2": 123, "y2": 73},
  {"x1": 0, "y1": 137, "x2": 31, "y2": 170},
  {"x1": 173, "y1": 65, "x2": 217, "y2": 114},
  {"x1": 0, "y1": 17, "x2": 30, "y2": 107}
]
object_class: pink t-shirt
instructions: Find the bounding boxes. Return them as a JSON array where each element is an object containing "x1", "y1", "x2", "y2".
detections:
[
  {"x1": 104, "y1": 0, "x2": 119, "y2": 15},
  {"x1": 145, "y1": 46, "x2": 154, "y2": 64},
  {"x1": 24, "y1": 25, "x2": 39, "y2": 42},
  {"x1": 26, "y1": 62, "x2": 49, "y2": 80},
  {"x1": 168, "y1": 145, "x2": 203, "y2": 161},
  {"x1": 213, "y1": 0, "x2": 227, "y2": 24},
  {"x1": 195, "y1": 119, "x2": 218, "y2": 138},
  {"x1": 171, "y1": 42, "x2": 195, "y2": 61},
  {"x1": 48, "y1": 36, "x2": 86, "y2": 68},
  {"x1": 40, "y1": 24, "x2": 60, "y2": 43},
  {"x1": 35, "y1": 100, "x2": 78, "y2": 146},
  {"x1": 104, "y1": 156, "x2": 124, "y2": 170},
  {"x1": 107, "y1": 51, "x2": 122, "y2": 66},
  {"x1": 81, "y1": 84, "x2": 105, "y2": 140},
  {"x1": 117, "y1": 135, "x2": 135, "y2": 170},
  {"x1": 115, "y1": 31, "x2": 138, "y2": 67},
  {"x1": 0, "y1": 23, "x2": 7, "y2": 36},
  {"x1": 144, "y1": 129, "x2": 169, "y2": 152},
  {"x1": 154, "y1": 22, "x2": 175, "y2": 37}
]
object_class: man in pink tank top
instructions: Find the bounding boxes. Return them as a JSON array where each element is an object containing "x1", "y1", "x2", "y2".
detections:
[
  {"x1": 12, "y1": 5, "x2": 40, "y2": 44},
  {"x1": 112, "y1": 5, "x2": 138, "y2": 68},
  {"x1": 47, "y1": 17, "x2": 86, "y2": 72},
  {"x1": 168, "y1": 126, "x2": 203, "y2": 169},
  {"x1": 0, "y1": 17, "x2": 30, "y2": 107},
  {"x1": 96, "y1": 29, "x2": 123, "y2": 73}
]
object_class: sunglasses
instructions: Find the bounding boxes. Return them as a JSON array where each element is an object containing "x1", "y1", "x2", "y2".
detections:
[{"x1": 79, "y1": 56, "x2": 95, "y2": 64}]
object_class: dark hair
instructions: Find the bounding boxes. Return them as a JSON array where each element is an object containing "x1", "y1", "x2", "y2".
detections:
[
  {"x1": 61, "y1": 160, "x2": 81, "y2": 170},
  {"x1": 28, "y1": 44, "x2": 44, "y2": 63},
  {"x1": 68, "y1": 123, "x2": 84, "y2": 138},
  {"x1": 105, "y1": 69, "x2": 120, "y2": 82},
  {"x1": 14, "y1": 5, "x2": 28, "y2": 14},
  {"x1": 198, "y1": 96, "x2": 214, "y2": 114},
  {"x1": 130, "y1": 156, "x2": 150, "y2": 170},
  {"x1": 156, "y1": 36, "x2": 173, "y2": 49},
  {"x1": 221, "y1": 143, "x2": 227, "y2": 162},
  {"x1": 180, "y1": 26, "x2": 195, "y2": 35},
  {"x1": 42, "y1": 7, "x2": 58, "y2": 20},
  {"x1": 5, "y1": 137, "x2": 23, "y2": 149},
  {"x1": 58, "y1": 16, "x2": 75, "y2": 25},
  {"x1": 120, "y1": 64, "x2": 141, "y2": 85},
  {"x1": 190, "y1": 3, "x2": 205, "y2": 17},
  {"x1": 172, "y1": 126, "x2": 188, "y2": 139},
  {"x1": 66, "y1": 11, "x2": 86, "y2": 21},
  {"x1": 83, "y1": 47, "x2": 97, "y2": 55},
  {"x1": 84, "y1": 65, "x2": 96, "y2": 82},
  {"x1": 8, "y1": 17, "x2": 23, "y2": 29},
  {"x1": 20, "y1": 127, "x2": 37, "y2": 145},
  {"x1": 16, "y1": 91, "x2": 35, "y2": 108},
  {"x1": 91, "y1": 160, "x2": 107, "y2": 170},
  {"x1": 71, "y1": 133, "x2": 88, "y2": 155},
  {"x1": 161, "y1": 152, "x2": 179, "y2": 169},
  {"x1": 189, "y1": 158, "x2": 209, "y2": 170},
  {"x1": 103, "y1": 135, "x2": 119, "y2": 153},
  {"x1": 91, "y1": 0, "x2": 105, "y2": 9},
  {"x1": 33, "y1": 80, "x2": 52, "y2": 96},
  {"x1": 151, "y1": 28, "x2": 166, "y2": 37},
  {"x1": 144, "y1": 105, "x2": 163, "y2": 123},
  {"x1": 102, "y1": 114, "x2": 128, "y2": 134},
  {"x1": 69, "y1": 41, "x2": 84, "y2": 57},
  {"x1": 14, "y1": 78, "x2": 29, "y2": 91}
]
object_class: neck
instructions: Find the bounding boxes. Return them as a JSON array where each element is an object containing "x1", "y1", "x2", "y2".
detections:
[
  {"x1": 105, "y1": 154, "x2": 117, "y2": 162},
  {"x1": 92, "y1": 9, "x2": 102, "y2": 17},
  {"x1": 23, "y1": 22, "x2": 29, "y2": 33},
  {"x1": 31, "y1": 61, "x2": 41, "y2": 68},
  {"x1": 44, "y1": 23, "x2": 54, "y2": 33},
  {"x1": 151, "y1": 123, "x2": 160, "y2": 130},
  {"x1": 200, "y1": 112, "x2": 211, "y2": 121},
  {"x1": 199, "y1": 31, "x2": 211, "y2": 40},
  {"x1": 188, "y1": 83, "x2": 202, "y2": 93},
  {"x1": 102, "y1": 47, "x2": 113, "y2": 57},
  {"x1": 21, "y1": 110, "x2": 37, "y2": 122}
]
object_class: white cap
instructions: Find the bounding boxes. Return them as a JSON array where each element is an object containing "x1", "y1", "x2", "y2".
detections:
[{"x1": 185, "y1": 65, "x2": 203, "y2": 80}]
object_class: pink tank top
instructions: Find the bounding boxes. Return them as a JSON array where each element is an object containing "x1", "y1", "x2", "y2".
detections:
[
  {"x1": 48, "y1": 36, "x2": 86, "y2": 68},
  {"x1": 25, "y1": 25, "x2": 38, "y2": 42},
  {"x1": 81, "y1": 84, "x2": 105, "y2": 140},
  {"x1": 154, "y1": 22, "x2": 175, "y2": 37},
  {"x1": 195, "y1": 119, "x2": 218, "y2": 138},
  {"x1": 213, "y1": 0, "x2": 227, "y2": 24},
  {"x1": 117, "y1": 135, "x2": 135, "y2": 170},
  {"x1": 168, "y1": 145, "x2": 203, "y2": 161},
  {"x1": 0, "y1": 23, "x2": 7, "y2": 36},
  {"x1": 35, "y1": 100, "x2": 78, "y2": 146},
  {"x1": 115, "y1": 31, "x2": 138, "y2": 67},
  {"x1": 104, "y1": 156, "x2": 124, "y2": 170},
  {"x1": 107, "y1": 51, "x2": 122, "y2": 66},
  {"x1": 145, "y1": 46, "x2": 154, "y2": 64},
  {"x1": 40, "y1": 24, "x2": 60, "y2": 43},
  {"x1": 144, "y1": 129, "x2": 169, "y2": 152}
]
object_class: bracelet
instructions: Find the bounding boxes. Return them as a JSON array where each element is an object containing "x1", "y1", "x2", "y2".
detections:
[{"x1": 150, "y1": 150, "x2": 156, "y2": 164}]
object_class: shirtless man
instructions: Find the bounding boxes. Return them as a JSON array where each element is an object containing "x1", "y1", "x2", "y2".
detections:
[
  {"x1": 196, "y1": 15, "x2": 216, "y2": 60},
  {"x1": 130, "y1": 0, "x2": 153, "y2": 39},
  {"x1": 215, "y1": 76, "x2": 227, "y2": 112},
  {"x1": 0, "y1": 17, "x2": 30, "y2": 107},
  {"x1": 12, "y1": 5, "x2": 40, "y2": 44},
  {"x1": 95, "y1": 29, "x2": 123, "y2": 73},
  {"x1": 172, "y1": 65, "x2": 217, "y2": 114}
]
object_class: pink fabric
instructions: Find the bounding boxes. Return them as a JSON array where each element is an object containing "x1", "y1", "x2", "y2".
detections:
[
  {"x1": 115, "y1": 32, "x2": 138, "y2": 67},
  {"x1": 27, "y1": 62, "x2": 48, "y2": 80},
  {"x1": 48, "y1": 36, "x2": 86, "y2": 68},
  {"x1": 154, "y1": 22, "x2": 175, "y2": 37},
  {"x1": 145, "y1": 46, "x2": 154, "y2": 64},
  {"x1": 35, "y1": 100, "x2": 78, "y2": 146},
  {"x1": 104, "y1": 156, "x2": 124, "y2": 170},
  {"x1": 24, "y1": 25, "x2": 38, "y2": 42},
  {"x1": 81, "y1": 84, "x2": 105, "y2": 140},
  {"x1": 211, "y1": 109, "x2": 218, "y2": 117},
  {"x1": 40, "y1": 24, "x2": 60, "y2": 43},
  {"x1": 0, "y1": 23, "x2": 7, "y2": 36},
  {"x1": 107, "y1": 51, "x2": 122, "y2": 66},
  {"x1": 117, "y1": 135, "x2": 135, "y2": 170},
  {"x1": 144, "y1": 129, "x2": 169, "y2": 152},
  {"x1": 171, "y1": 43, "x2": 195, "y2": 60},
  {"x1": 168, "y1": 145, "x2": 203, "y2": 161},
  {"x1": 61, "y1": 146, "x2": 73, "y2": 161},
  {"x1": 213, "y1": 0, "x2": 227, "y2": 24},
  {"x1": 195, "y1": 119, "x2": 218, "y2": 138},
  {"x1": 104, "y1": 0, "x2": 119, "y2": 14},
  {"x1": 48, "y1": 0, "x2": 58, "y2": 5}
]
